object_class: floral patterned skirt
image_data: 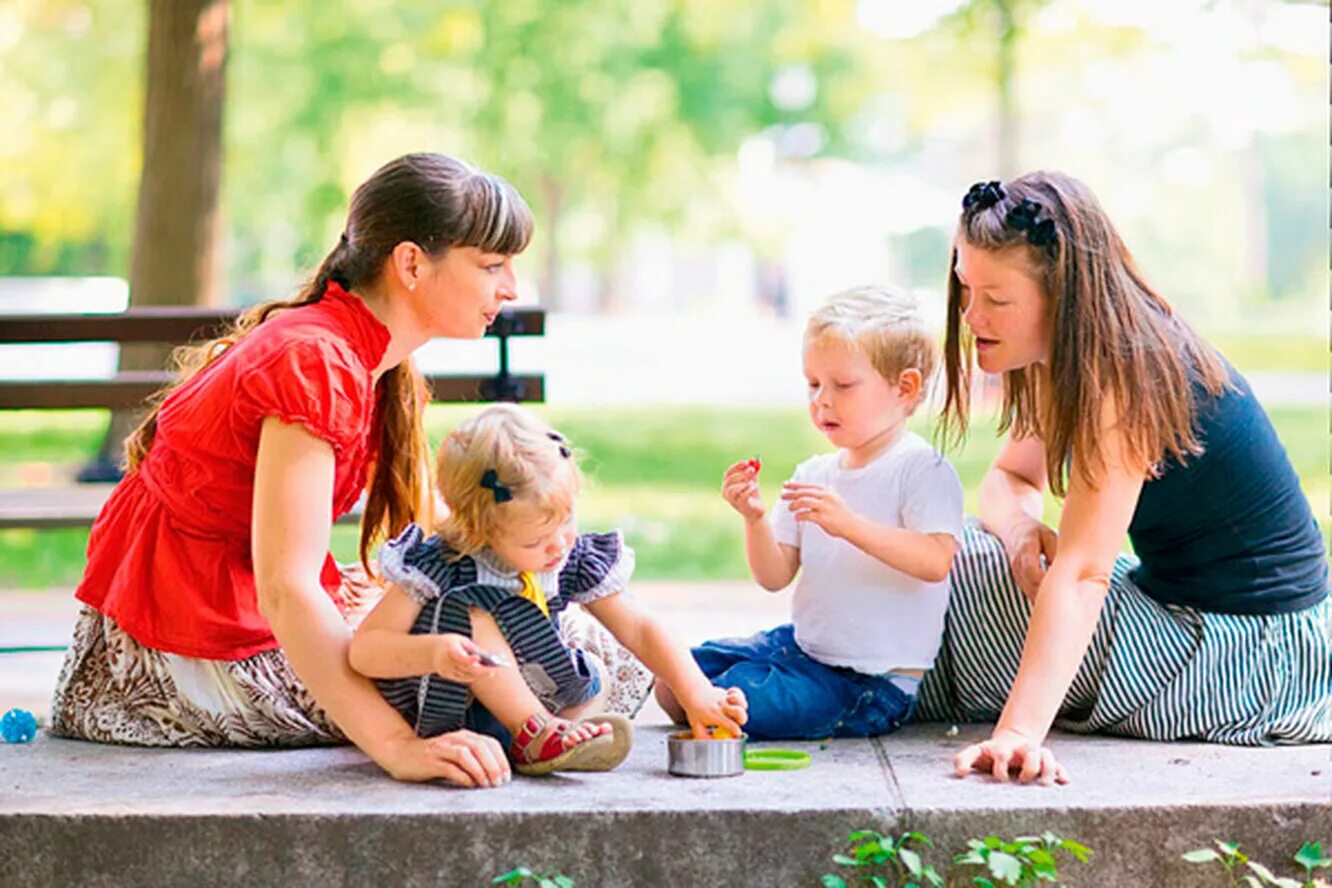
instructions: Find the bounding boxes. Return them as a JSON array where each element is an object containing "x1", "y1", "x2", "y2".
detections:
[{"x1": 49, "y1": 571, "x2": 656, "y2": 748}]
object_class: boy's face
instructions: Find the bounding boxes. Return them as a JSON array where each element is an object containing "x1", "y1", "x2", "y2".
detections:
[
  {"x1": 489, "y1": 501, "x2": 578, "y2": 574},
  {"x1": 803, "y1": 336, "x2": 916, "y2": 457}
]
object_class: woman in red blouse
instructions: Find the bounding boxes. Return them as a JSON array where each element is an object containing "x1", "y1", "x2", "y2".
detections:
[{"x1": 50, "y1": 153, "x2": 532, "y2": 787}]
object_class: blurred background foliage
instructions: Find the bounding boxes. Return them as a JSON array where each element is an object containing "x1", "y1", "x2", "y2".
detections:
[
  {"x1": 1, "y1": 0, "x2": 1326, "y2": 326},
  {"x1": 0, "y1": 0, "x2": 1325, "y2": 586}
]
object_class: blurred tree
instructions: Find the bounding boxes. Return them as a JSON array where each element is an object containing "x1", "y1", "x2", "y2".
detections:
[
  {"x1": 943, "y1": 0, "x2": 1052, "y2": 177},
  {"x1": 448, "y1": 0, "x2": 877, "y2": 310},
  {"x1": 88, "y1": 0, "x2": 229, "y2": 478},
  {"x1": 0, "y1": 0, "x2": 141, "y2": 276}
]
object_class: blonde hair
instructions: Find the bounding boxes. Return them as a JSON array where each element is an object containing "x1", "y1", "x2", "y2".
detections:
[
  {"x1": 807, "y1": 284, "x2": 939, "y2": 403},
  {"x1": 435, "y1": 404, "x2": 581, "y2": 557}
]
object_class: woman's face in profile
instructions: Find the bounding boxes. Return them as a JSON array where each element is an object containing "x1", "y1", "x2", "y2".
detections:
[
  {"x1": 416, "y1": 245, "x2": 519, "y2": 339},
  {"x1": 953, "y1": 241, "x2": 1051, "y2": 374}
]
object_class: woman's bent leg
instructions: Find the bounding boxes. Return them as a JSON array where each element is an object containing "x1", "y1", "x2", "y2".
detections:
[
  {"x1": 49, "y1": 606, "x2": 342, "y2": 747},
  {"x1": 918, "y1": 523, "x2": 1332, "y2": 743}
]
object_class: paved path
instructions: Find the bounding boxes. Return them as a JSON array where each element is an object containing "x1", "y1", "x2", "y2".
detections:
[{"x1": 1, "y1": 583, "x2": 1328, "y2": 887}]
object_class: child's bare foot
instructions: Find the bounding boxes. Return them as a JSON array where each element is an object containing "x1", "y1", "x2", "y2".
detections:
[{"x1": 509, "y1": 713, "x2": 614, "y2": 776}]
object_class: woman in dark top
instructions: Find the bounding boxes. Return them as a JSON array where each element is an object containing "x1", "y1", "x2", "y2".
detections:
[{"x1": 915, "y1": 171, "x2": 1330, "y2": 785}]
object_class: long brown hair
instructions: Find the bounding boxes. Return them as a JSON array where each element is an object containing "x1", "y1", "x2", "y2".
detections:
[
  {"x1": 125, "y1": 153, "x2": 534, "y2": 569},
  {"x1": 940, "y1": 170, "x2": 1228, "y2": 497}
]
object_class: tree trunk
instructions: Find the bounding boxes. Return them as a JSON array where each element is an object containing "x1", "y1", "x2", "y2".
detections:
[
  {"x1": 995, "y1": 0, "x2": 1018, "y2": 178},
  {"x1": 86, "y1": 0, "x2": 228, "y2": 478}
]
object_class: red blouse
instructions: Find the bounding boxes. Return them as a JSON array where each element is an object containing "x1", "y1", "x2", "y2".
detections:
[{"x1": 75, "y1": 282, "x2": 390, "y2": 660}]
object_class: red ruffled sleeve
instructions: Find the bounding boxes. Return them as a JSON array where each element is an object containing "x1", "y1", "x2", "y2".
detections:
[{"x1": 233, "y1": 336, "x2": 371, "y2": 459}]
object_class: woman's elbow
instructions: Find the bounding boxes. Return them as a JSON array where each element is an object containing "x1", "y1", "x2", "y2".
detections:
[
  {"x1": 347, "y1": 635, "x2": 373, "y2": 676},
  {"x1": 924, "y1": 564, "x2": 952, "y2": 584},
  {"x1": 255, "y1": 573, "x2": 299, "y2": 625}
]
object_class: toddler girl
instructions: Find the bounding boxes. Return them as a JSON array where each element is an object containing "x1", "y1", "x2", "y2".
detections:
[{"x1": 351, "y1": 404, "x2": 747, "y2": 777}]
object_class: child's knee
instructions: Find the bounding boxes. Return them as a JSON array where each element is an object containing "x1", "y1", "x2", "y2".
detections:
[{"x1": 468, "y1": 607, "x2": 514, "y2": 652}]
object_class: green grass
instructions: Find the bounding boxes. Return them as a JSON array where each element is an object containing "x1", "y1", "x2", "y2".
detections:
[
  {"x1": 1, "y1": 400, "x2": 1325, "y2": 588},
  {"x1": 1210, "y1": 334, "x2": 1326, "y2": 375}
]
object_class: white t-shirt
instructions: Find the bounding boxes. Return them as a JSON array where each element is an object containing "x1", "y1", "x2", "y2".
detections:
[{"x1": 769, "y1": 431, "x2": 964, "y2": 674}]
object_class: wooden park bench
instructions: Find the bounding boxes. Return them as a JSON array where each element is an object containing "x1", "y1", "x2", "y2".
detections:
[{"x1": 0, "y1": 305, "x2": 545, "y2": 529}]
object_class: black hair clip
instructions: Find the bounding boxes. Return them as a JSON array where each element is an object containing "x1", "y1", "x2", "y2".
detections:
[
  {"x1": 962, "y1": 180, "x2": 1005, "y2": 211},
  {"x1": 1005, "y1": 198, "x2": 1057, "y2": 247},
  {"x1": 546, "y1": 431, "x2": 571, "y2": 459},
  {"x1": 480, "y1": 469, "x2": 513, "y2": 503}
]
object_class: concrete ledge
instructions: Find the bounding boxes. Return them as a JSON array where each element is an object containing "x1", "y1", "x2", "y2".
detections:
[{"x1": 2, "y1": 723, "x2": 1328, "y2": 887}]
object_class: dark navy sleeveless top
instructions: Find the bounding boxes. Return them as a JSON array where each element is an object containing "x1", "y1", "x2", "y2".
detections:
[{"x1": 1126, "y1": 363, "x2": 1327, "y2": 615}]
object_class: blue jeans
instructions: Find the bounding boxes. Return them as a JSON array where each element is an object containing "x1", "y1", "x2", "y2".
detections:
[{"x1": 693, "y1": 624, "x2": 916, "y2": 741}]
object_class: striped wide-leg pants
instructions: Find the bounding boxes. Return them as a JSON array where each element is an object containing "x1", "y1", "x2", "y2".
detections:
[{"x1": 915, "y1": 523, "x2": 1332, "y2": 744}]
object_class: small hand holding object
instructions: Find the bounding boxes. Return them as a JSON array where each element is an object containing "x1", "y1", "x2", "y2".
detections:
[
  {"x1": 721, "y1": 457, "x2": 765, "y2": 522},
  {"x1": 433, "y1": 633, "x2": 506, "y2": 683},
  {"x1": 685, "y1": 685, "x2": 748, "y2": 740},
  {"x1": 781, "y1": 482, "x2": 855, "y2": 538},
  {"x1": 953, "y1": 727, "x2": 1068, "y2": 786}
]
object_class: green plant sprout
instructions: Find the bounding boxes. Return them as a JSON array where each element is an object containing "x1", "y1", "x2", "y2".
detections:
[
  {"x1": 1183, "y1": 840, "x2": 1332, "y2": 888},
  {"x1": 952, "y1": 831, "x2": 1092, "y2": 887},
  {"x1": 821, "y1": 829, "x2": 945, "y2": 888},
  {"x1": 491, "y1": 866, "x2": 575, "y2": 888}
]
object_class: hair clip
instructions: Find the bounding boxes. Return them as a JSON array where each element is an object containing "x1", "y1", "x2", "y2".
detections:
[
  {"x1": 962, "y1": 180, "x2": 1005, "y2": 211},
  {"x1": 479, "y1": 469, "x2": 513, "y2": 503},
  {"x1": 547, "y1": 431, "x2": 571, "y2": 459},
  {"x1": 1005, "y1": 198, "x2": 1057, "y2": 247}
]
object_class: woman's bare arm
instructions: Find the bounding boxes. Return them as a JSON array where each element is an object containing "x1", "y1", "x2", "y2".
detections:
[{"x1": 252, "y1": 417, "x2": 507, "y2": 787}]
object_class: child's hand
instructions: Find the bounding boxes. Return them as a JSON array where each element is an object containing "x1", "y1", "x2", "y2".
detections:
[
  {"x1": 683, "y1": 685, "x2": 748, "y2": 740},
  {"x1": 721, "y1": 459, "x2": 765, "y2": 522},
  {"x1": 431, "y1": 633, "x2": 493, "y2": 683},
  {"x1": 781, "y1": 482, "x2": 857, "y2": 538}
]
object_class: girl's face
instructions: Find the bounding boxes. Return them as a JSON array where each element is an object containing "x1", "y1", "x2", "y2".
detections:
[
  {"x1": 953, "y1": 241, "x2": 1052, "y2": 374},
  {"x1": 489, "y1": 501, "x2": 578, "y2": 574},
  {"x1": 416, "y1": 245, "x2": 519, "y2": 339},
  {"x1": 803, "y1": 336, "x2": 916, "y2": 463}
]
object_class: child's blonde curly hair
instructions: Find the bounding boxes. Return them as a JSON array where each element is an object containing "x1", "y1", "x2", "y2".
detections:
[
  {"x1": 434, "y1": 404, "x2": 581, "y2": 558},
  {"x1": 807, "y1": 284, "x2": 939, "y2": 409}
]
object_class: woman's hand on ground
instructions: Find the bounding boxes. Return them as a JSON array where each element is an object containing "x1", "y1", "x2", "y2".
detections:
[
  {"x1": 721, "y1": 460, "x2": 766, "y2": 522},
  {"x1": 953, "y1": 728, "x2": 1068, "y2": 786},
  {"x1": 383, "y1": 729, "x2": 511, "y2": 788},
  {"x1": 683, "y1": 684, "x2": 748, "y2": 739},
  {"x1": 1002, "y1": 519, "x2": 1059, "y2": 602},
  {"x1": 431, "y1": 632, "x2": 490, "y2": 683}
]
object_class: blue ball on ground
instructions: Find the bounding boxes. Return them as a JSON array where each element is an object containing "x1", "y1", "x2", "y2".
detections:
[{"x1": 1, "y1": 708, "x2": 38, "y2": 743}]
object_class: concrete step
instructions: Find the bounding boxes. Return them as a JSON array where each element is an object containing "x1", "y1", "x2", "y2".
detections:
[
  {"x1": 1, "y1": 724, "x2": 1328, "y2": 887},
  {"x1": 2, "y1": 586, "x2": 1328, "y2": 887}
]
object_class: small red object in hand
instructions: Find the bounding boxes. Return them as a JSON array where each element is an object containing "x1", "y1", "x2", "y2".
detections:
[{"x1": 746, "y1": 456, "x2": 762, "y2": 474}]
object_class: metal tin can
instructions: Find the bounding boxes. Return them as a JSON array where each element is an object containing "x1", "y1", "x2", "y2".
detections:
[{"x1": 666, "y1": 730, "x2": 746, "y2": 778}]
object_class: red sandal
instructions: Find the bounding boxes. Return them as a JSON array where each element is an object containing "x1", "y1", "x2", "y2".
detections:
[{"x1": 509, "y1": 713, "x2": 615, "y2": 776}]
